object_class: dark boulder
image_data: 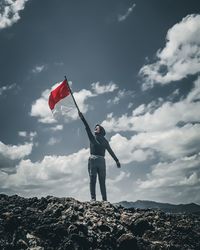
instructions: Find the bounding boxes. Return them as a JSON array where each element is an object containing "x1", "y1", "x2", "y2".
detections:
[
  {"x1": 117, "y1": 233, "x2": 138, "y2": 250},
  {"x1": 131, "y1": 218, "x2": 153, "y2": 236}
]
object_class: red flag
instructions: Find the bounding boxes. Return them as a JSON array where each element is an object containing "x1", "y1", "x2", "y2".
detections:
[{"x1": 48, "y1": 79, "x2": 70, "y2": 110}]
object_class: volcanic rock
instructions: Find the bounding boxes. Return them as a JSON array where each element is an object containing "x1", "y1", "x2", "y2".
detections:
[{"x1": 0, "y1": 194, "x2": 200, "y2": 249}]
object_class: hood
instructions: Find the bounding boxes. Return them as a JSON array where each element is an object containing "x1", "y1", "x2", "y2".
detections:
[{"x1": 95, "y1": 124, "x2": 106, "y2": 136}]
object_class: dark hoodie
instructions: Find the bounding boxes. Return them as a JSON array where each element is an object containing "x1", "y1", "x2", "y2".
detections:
[{"x1": 80, "y1": 115, "x2": 119, "y2": 162}]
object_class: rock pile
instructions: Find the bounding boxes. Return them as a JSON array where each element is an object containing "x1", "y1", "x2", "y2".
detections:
[{"x1": 0, "y1": 194, "x2": 200, "y2": 249}]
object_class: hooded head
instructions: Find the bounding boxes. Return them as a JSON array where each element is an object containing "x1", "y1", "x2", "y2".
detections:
[{"x1": 94, "y1": 124, "x2": 106, "y2": 136}]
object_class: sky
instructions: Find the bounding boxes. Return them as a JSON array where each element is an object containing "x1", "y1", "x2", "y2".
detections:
[{"x1": 0, "y1": 0, "x2": 200, "y2": 204}]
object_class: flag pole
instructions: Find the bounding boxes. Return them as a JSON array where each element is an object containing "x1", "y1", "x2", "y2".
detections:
[{"x1": 64, "y1": 76, "x2": 81, "y2": 113}]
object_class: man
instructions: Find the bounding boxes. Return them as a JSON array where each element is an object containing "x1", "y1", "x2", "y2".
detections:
[{"x1": 78, "y1": 111, "x2": 121, "y2": 201}]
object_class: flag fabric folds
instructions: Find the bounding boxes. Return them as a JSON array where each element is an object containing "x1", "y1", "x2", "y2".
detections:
[{"x1": 48, "y1": 79, "x2": 70, "y2": 110}]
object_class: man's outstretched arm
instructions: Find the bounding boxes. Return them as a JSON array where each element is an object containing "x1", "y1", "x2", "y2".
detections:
[
  {"x1": 78, "y1": 111, "x2": 95, "y2": 143},
  {"x1": 106, "y1": 142, "x2": 121, "y2": 168}
]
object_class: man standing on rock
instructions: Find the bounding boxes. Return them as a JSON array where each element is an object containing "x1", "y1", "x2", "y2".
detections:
[{"x1": 78, "y1": 111, "x2": 121, "y2": 201}]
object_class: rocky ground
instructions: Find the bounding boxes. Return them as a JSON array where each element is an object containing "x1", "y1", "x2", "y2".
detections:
[{"x1": 0, "y1": 194, "x2": 200, "y2": 250}]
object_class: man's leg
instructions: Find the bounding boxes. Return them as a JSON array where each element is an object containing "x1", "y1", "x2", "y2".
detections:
[
  {"x1": 97, "y1": 158, "x2": 107, "y2": 201},
  {"x1": 88, "y1": 157, "x2": 97, "y2": 201}
]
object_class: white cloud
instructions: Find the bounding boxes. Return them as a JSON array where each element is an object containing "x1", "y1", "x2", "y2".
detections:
[
  {"x1": 30, "y1": 89, "x2": 56, "y2": 124},
  {"x1": 107, "y1": 133, "x2": 154, "y2": 164},
  {"x1": 118, "y1": 3, "x2": 136, "y2": 22},
  {"x1": 97, "y1": 71, "x2": 200, "y2": 204},
  {"x1": 132, "y1": 104, "x2": 146, "y2": 116},
  {"x1": 139, "y1": 14, "x2": 200, "y2": 89},
  {"x1": 186, "y1": 76, "x2": 200, "y2": 102},
  {"x1": 30, "y1": 81, "x2": 119, "y2": 124},
  {"x1": 136, "y1": 153, "x2": 200, "y2": 204},
  {"x1": 18, "y1": 131, "x2": 27, "y2": 137},
  {"x1": 103, "y1": 100, "x2": 200, "y2": 133},
  {"x1": 73, "y1": 89, "x2": 95, "y2": 114},
  {"x1": 178, "y1": 172, "x2": 199, "y2": 186},
  {"x1": 101, "y1": 76, "x2": 200, "y2": 164},
  {"x1": 0, "y1": 149, "x2": 89, "y2": 196},
  {"x1": 30, "y1": 82, "x2": 95, "y2": 124},
  {"x1": 29, "y1": 132, "x2": 37, "y2": 140},
  {"x1": 102, "y1": 77, "x2": 200, "y2": 133},
  {"x1": 0, "y1": 0, "x2": 29, "y2": 30},
  {"x1": 18, "y1": 131, "x2": 37, "y2": 141},
  {"x1": 107, "y1": 89, "x2": 134, "y2": 105},
  {"x1": 107, "y1": 171, "x2": 130, "y2": 184},
  {"x1": 0, "y1": 83, "x2": 17, "y2": 95},
  {"x1": 0, "y1": 141, "x2": 33, "y2": 160},
  {"x1": 0, "y1": 125, "x2": 199, "y2": 203},
  {"x1": 134, "y1": 124, "x2": 200, "y2": 159},
  {"x1": 49, "y1": 125, "x2": 63, "y2": 131},
  {"x1": 51, "y1": 88, "x2": 95, "y2": 122},
  {"x1": 47, "y1": 137, "x2": 61, "y2": 146},
  {"x1": 91, "y1": 82, "x2": 118, "y2": 94},
  {"x1": 32, "y1": 65, "x2": 46, "y2": 74},
  {"x1": 5, "y1": 124, "x2": 197, "y2": 202},
  {"x1": 128, "y1": 102, "x2": 133, "y2": 109},
  {"x1": 0, "y1": 147, "x2": 130, "y2": 201},
  {"x1": 107, "y1": 123, "x2": 200, "y2": 162},
  {"x1": 166, "y1": 88, "x2": 180, "y2": 102}
]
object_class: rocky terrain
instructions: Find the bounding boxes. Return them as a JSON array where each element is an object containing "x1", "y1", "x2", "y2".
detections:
[{"x1": 0, "y1": 194, "x2": 200, "y2": 250}]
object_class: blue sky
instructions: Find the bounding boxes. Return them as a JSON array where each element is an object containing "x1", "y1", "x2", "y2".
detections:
[{"x1": 0, "y1": 0, "x2": 200, "y2": 204}]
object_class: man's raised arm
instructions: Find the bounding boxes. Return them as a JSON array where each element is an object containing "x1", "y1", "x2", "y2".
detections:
[{"x1": 78, "y1": 111, "x2": 95, "y2": 143}]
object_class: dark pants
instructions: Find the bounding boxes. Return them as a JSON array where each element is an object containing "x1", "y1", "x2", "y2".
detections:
[{"x1": 88, "y1": 155, "x2": 107, "y2": 201}]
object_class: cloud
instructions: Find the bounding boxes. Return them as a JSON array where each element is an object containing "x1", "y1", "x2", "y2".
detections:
[
  {"x1": 18, "y1": 131, "x2": 37, "y2": 141},
  {"x1": 0, "y1": 147, "x2": 130, "y2": 201},
  {"x1": 186, "y1": 75, "x2": 200, "y2": 102},
  {"x1": 118, "y1": 3, "x2": 136, "y2": 22},
  {"x1": 103, "y1": 100, "x2": 200, "y2": 133},
  {"x1": 91, "y1": 82, "x2": 118, "y2": 94},
  {"x1": 0, "y1": 83, "x2": 18, "y2": 96},
  {"x1": 96, "y1": 75, "x2": 200, "y2": 204},
  {"x1": 166, "y1": 88, "x2": 180, "y2": 102},
  {"x1": 30, "y1": 88, "x2": 56, "y2": 124},
  {"x1": 50, "y1": 88, "x2": 95, "y2": 123},
  {"x1": 47, "y1": 137, "x2": 61, "y2": 146},
  {"x1": 107, "y1": 89, "x2": 134, "y2": 105},
  {"x1": 30, "y1": 81, "x2": 119, "y2": 124},
  {"x1": 108, "y1": 133, "x2": 154, "y2": 164},
  {"x1": 73, "y1": 89, "x2": 95, "y2": 114},
  {"x1": 32, "y1": 65, "x2": 46, "y2": 74},
  {"x1": 0, "y1": 124, "x2": 199, "y2": 203},
  {"x1": 30, "y1": 83, "x2": 95, "y2": 124},
  {"x1": 0, "y1": 141, "x2": 33, "y2": 161},
  {"x1": 101, "y1": 76, "x2": 200, "y2": 164},
  {"x1": 136, "y1": 153, "x2": 200, "y2": 204},
  {"x1": 48, "y1": 125, "x2": 63, "y2": 131},
  {"x1": 102, "y1": 76, "x2": 200, "y2": 132},
  {"x1": 107, "y1": 123, "x2": 200, "y2": 162},
  {"x1": 30, "y1": 84, "x2": 96, "y2": 124},
  {"x1": 139, "y1": 14, "x2": 200, "y2": 89},
  {"x1": 0, "y1": 148, "x2": 89, "y2": 197},
  {"x1": 0, "y1": 0, "x2": 29, "y2": 30},
  {"x1": 4, "y1": 123, "x2": 197, "y2": 202},
  {"x1": 128, "y1": 102, "x2": 133, "y2": 109},
  {"x1": 18, "y1": 131, "x2": 27, "y2": 137}
]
